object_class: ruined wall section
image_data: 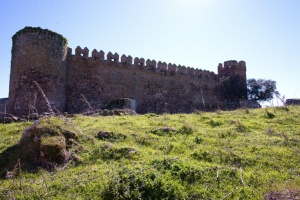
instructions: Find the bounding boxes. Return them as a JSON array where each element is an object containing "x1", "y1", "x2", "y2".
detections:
[
  {"x1": 0, "y1": 98, "x2": 8, "y2": 113},
  {"x1": 66, "y1": 47, "x2": 220, "y2": 114},
  {"x1": 8, "y1": 27, "x2": 68, "y2": 116}
]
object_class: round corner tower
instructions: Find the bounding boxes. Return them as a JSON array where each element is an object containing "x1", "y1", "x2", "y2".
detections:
[{"x1": 8, "y1": 27, "x2": 68, "y2": 116}]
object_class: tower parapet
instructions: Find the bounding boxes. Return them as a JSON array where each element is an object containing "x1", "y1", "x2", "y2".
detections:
[
  {"x1": 218, "y1": 60, "x2": 247, "y2": 103},
  {"x1": 218, "y1": 60, "x2": 246, "y2": 79}
]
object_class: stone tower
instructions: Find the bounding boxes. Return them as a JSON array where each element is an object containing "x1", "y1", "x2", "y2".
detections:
[
  {"x1": 217, "y1": 60, "x2": 247, "y2": 79},
  {"x1": 217, "y1": 60, "x2": 247, "y2": 102},
  {"x1": 8, "y1": 27, "x2": 68, "y2": 116}
]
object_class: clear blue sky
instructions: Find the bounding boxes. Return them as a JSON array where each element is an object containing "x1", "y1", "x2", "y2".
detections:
[{"x1": 1, "y1": 0, "x2": 299, "y2": 104}]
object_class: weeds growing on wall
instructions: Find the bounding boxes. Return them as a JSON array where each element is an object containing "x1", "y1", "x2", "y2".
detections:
[{"x1": 12, "y1": 26, "x2": 68, "y2": 47}]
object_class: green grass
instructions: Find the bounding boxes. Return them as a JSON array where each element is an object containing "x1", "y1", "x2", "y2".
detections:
[{"x1": 0, "y1": 106, "x2": 300, "y2": 199}]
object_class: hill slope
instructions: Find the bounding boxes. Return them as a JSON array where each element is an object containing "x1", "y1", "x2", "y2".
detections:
[{"x1": 0, "y1": 106, "x2": 300, "y2": 199}]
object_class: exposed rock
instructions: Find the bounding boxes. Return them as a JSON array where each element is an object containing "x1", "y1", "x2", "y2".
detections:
[
  {"x1": 106, "y1": 98, "x2": 136, "y2": 111},
  {"x1": 102, "y1": 109, "x2": 109, "y2": 116},
  {"x1": 96, "y1": 131, "x2": 127, "y2": 142},
  {"x1": 81, "y1": 108, "x2": 136, "y2": 117},
  {"x1": 150, "y1": 127, "x2": 178, "y2": 136},
  {"x1": 159, "y1": 127, "x2": 178, "y2": 133},
  {"x1": 286, "y1": 99, "x2": 300, "y2": 105},
  {"x1": 0, "y1": 113, "x2": 23, "y2": 124},
  {"x1": 265, "y1": 189, "x2": 300, "y2": 200}
]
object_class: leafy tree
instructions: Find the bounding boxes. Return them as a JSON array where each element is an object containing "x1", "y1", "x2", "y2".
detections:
[
  {"x1": 215, "y1": 75, "x2": 247, "y2": 102},
  {"x1": 247, "y1": 79, "x2": 279, "y2": 102},
  {"x1": 215, "y1": 77, "x2": 279, "y2": 105}
]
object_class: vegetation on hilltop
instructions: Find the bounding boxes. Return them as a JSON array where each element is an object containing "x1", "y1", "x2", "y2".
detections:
[{"x1": 0, "y1": 106, "x2": 299, "y2": 199}]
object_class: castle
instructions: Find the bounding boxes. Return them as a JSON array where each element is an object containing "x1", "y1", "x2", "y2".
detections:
[{"x1": 4, "y1": 27, "x2": 247, "y2": 116}]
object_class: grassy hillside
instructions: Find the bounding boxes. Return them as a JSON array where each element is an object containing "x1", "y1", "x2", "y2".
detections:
[{"x1": 0, "y1": 106, "x2": 299, "y2": 199}]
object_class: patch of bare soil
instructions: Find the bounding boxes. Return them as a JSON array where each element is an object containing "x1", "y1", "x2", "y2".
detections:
[{"x1": 265, "y1": 189, "x2": 300, "y2": 200}]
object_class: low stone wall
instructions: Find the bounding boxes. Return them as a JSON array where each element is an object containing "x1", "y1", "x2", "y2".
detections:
[
  {"x1": 286, "y1": 99, "x2": 300, "y2": 105},
  {"x1": 0, "y1": 98, "x2": 8, "y2": 113}
]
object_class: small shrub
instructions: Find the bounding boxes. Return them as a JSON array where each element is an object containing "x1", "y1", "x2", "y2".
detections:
[
  {"x1": 275, "y1": 106, "x2": 289, "y2": 112},
  {"x1": 94, "y1": 143, "x2": 138, "y2": 160},
  {"x1": 102, "y1": 167, "x2": 188, "y2": 199},
  {"x1": 178, "y1": 124, "x2": 193, "y2": 135},
  {"x1": 144, "y1": 113, "x2": 158, "y2": 118},
  {"x1": 134, "y1": 134, "x2": 158, "y2": 146},
  {"x1": 235, "y1": 120, "x2": 247, "y2": 133},
  {"x1": 151, "y1": 125, "x2": 193, "y2": 136},
  {"x1": 151, "y1": 158, "x2": 179, "y2": 170},
  {"x1": 151, "y1": 158, "x2": 203, "y2": 183},
  {"x1": 195, "y1": 135, "x2": 204, "y2": 144},
  {"x1": 265, "y1": 128, "x2": 276, "y2": 136},
  {"x1": 150, "y1": 127, "x2": 177, "y2": 136},
  {"x1": 209, "y1": 119, "x2": 222, "y2": 127},
  {"x1": 95, "y1": 131, "x2": 127, "y2": 142},
  {"x1": 265, "y1": 109, "x2": 276, "y2": 119},
  {"x1": 159, "y1": 143, "x2": 174, "y2": 154},
  {"x1": 191, "y1": 150, "x2": 213, "y2": 162},
  {"x1": 219, "y1": 150, "x2": 242, "y2": 166},
  {"x1": 220, "y1": 130, "x2": 237, "y2": 138},
  {"x1": 216, "y1": 109, "x2": 222, "y2": 115},
  {"x1": 194, "y1": 110, "x2": 202, "y2": 115}
]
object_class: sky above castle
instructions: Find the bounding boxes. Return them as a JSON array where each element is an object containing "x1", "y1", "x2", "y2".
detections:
[{"x1": 1, "y1": 0, "x2": 300, "y2": 105}]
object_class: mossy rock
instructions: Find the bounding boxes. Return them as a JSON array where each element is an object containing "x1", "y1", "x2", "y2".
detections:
[
  {"x1": 20, "y1": 116, "x2": 80, "y2": 168},
  {"x1": 0, "y1": 116, "x2": 81, "y2": 173},
  {"x1": 40, "y1": 136, "x2": 67, "y2": 164}
]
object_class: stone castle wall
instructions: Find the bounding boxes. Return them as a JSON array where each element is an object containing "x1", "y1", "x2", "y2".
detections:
[
  {"x1": 7, "y1": 27, "x2": 247, "y2": 115},
  {"x1": 66, "y1": 47, "x2": 220, "y2": 113}
]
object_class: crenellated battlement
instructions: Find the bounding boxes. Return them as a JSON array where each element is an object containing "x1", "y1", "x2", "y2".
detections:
[
  {"x1": 67, "y1": 46, "x2": 218, "y2": 79},
  {"x1": 91, "y1": 49, "x2": 105, "y2": 61},
  {"x1": 121, "y1": 54, "x2": 133, "y2": 65}
]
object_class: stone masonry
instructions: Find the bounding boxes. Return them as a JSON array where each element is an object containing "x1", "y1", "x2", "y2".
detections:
[{"x1": 7, "y1": 27, "x2": 247, "y2": 116}]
